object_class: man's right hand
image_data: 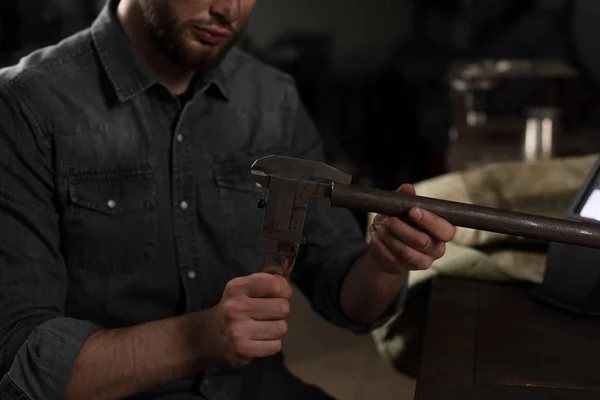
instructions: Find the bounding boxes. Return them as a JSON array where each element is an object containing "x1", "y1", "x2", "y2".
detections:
[
  {"x1": 212, "y1": 273, "x2": 292, "y2": 368},
  {"x1": 65, "y1": 273, "x2": 292, "y2": 399}
]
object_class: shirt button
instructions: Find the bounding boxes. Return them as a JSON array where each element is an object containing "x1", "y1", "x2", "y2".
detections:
[
  {"x1": 176, "y1": 134, "x2": 184, "y2": 143},
  {"x1": 107, "y1": 199, "x2": 116, "y2": 209},
  {"x1": 187, "y1": 270, "x2": 197, "y2": 280},
  {"x1": 180, "y1": 201, "x2": 189, "y2": 210}
]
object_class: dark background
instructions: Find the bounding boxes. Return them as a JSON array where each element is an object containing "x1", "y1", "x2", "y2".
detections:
[{"x1": 3, "y1": 0, "x2": 600, "y2": 228}]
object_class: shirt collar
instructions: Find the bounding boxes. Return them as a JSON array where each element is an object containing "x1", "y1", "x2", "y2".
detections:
[{"x1": 91, "y1": 0, "x2": 231, "y2": 102}]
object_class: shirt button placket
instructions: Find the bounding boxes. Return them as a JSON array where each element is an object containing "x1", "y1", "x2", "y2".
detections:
[
  {"x1": 178, "y1": 200, "x2": 194, "y2": 280},
  {"x1": 172, "y1": 122, "x2": 196, "y2": 308}
]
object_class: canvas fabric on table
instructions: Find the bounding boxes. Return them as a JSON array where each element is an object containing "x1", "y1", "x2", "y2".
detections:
[{"x1": 369, "y1": 153, "x2": 599, "y2": 375}]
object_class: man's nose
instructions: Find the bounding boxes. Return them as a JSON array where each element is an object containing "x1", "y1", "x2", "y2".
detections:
[{"x1": 210, "y1": 0, "x2": 240, "y2": 23}]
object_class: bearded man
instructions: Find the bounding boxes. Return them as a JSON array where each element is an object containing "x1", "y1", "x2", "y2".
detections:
[{"x1": 0, "y1": 1, "x2": 456, "y2": 399}]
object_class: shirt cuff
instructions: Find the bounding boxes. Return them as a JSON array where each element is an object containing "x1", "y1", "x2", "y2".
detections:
[
  {"x1": 318, "y1": 244, "x2": 408, "y2": 334},
  {"x1": 1, "y1": 317, "x2": 103, "y2": 400}
]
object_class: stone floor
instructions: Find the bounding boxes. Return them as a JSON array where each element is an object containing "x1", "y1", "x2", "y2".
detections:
[{"x1": 282, "y1": 285, "x2": 416, "y2": 400}]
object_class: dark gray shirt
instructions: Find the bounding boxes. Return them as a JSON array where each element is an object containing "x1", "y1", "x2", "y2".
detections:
[{"x1": 0, "y1": 1, "x2": 404, "y2": 399}]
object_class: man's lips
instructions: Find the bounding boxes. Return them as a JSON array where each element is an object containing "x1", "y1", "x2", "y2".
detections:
[{"x1": 190, "y1": 26, "x2": 231, "y2": 45}]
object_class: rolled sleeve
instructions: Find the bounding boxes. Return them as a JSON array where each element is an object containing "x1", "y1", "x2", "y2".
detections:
[
  {"x1": 284, "y1": 82, "x2": 406, "y2": 333},
  {"x1": 315, "y1": 244, "x2": 408, "y2": 333},
  {"x1": 0, "y1": 82, "x2": 101, "y2": 399},
  {"x1": 292, "y1": 200, "x2": 407, "y2": 334},
  {"x1": 0, "y1": 318, "x2": 102, "y2": 400}
]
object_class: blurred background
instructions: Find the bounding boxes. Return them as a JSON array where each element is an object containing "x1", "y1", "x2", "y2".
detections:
[
  {"x1": 4, "y1": 0, "x2": 600, "y2": 398},
  {"x1": 5, "y1": 0, "x2": 599, "y2": 230},
  {"x1": 4, "y1": 0, "x2": 600, "y2": 229}
]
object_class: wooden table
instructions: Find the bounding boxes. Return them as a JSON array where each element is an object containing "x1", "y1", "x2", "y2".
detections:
[{"x1": 415, "y1": 277, "x2": 600, "y2": 399}]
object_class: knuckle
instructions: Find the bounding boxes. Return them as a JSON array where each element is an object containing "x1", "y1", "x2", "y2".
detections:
[
  {"x1": 434, "y1": 243, "x2": 446, "y2": 259},
  {"x1": 386, "y1": 218, "x2": 402, "y2": 234},
  {"x1": 414, "y1": 235, "x2": 431, "y2": 250},
  {"x1": 371, "y1": 235, "x2": 397, "y2": 264},
  {"x1": 268, "y1": 340, "x2": 283, "y2": 356},
  {"x1": 404, "y1": 254, "x2": 417, "y2": 266},
  {"x1": 375, "y1": 221, "x2": 391, "y2": 237},
  {"x1": 448, "y1": 226, "x2": 457, "y2": 241},
  {"x1": 383, "y1": 251, "x2": 396, "y2": 264},
  {"x1": 282, "y1": 281, "x2": 293, "y2": 299},
  {"x1": 401, "y1": 248, "x2": 420, "y2": 266},
  {"x1": 372, "y1": 233, "x2": 387, "y2": 251},
  {"x1": 228, "y1": 324, "x2": 245, "y2": 341},
  {"x1": 275, "y1": 283, "x2": 285, "y2": 298},
  {"x1": 232, "y1": 337, "x2": 247, "y2": 355},
  {"x1": 392, "y1": 217, "x2": 405, "y2": 229},
  {"x1": 278, "y1": 320, "x2": 289, "y2": 337},
  {"x1": 438, "y1": 225, "x2": 456, "y2": 243},
  {"x1": 374, "y1": 240, "x2": 395, "y2": 264},
  {"x1": 225, "y1": 277, "x2": 246, "y2": 295},
  {"x1": 224, "y1": 300, "x2": 246, "y2": 321},
  {"x1": 279, "y1": 299, "x2": 290, "y2": 317},
  {"x1": 268, "y1": 279, "x2": 282, "y2": 297}
]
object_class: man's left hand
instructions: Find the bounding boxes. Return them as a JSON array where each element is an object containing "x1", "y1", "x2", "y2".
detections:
[{"x1": 367, "y1": 183, "x2": 456, "y2": 275}]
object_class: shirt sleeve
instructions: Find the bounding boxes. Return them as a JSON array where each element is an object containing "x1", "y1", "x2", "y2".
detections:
[
  {"x1": 0, "y1": 82, "x2": 102, "y2": 400},
  {"x1": 283, "y1": 82, "x2": 407, "y2": 334}
]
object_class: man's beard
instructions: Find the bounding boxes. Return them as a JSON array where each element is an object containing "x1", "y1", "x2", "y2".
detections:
[{"x1": 139, "y1": 0, "x2": 241, "y2": 71}]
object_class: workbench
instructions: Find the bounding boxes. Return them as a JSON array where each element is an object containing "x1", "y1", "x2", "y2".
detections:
[{"x1": 415, "y1": 277, "x2": 600, "y2": 399}]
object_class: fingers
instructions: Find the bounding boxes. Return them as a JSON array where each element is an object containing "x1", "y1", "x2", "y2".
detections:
[
  {"x1": 230, "y1": 319, "x2": 289, "y2": 341},
  {"x1": 377, "y1": 229, "x2": 435, "y2": 270},
  {"x1": 372, "y1": 213, "x2": 447, "y2": 261},
  {"x1": 394, "y1": 183, "x2": 456, "y2": 243},
  {"x1": 369, "y1": 230, "x2": 402, "y2": 266},
  {"x1": 371, "y1": 184, "x2": 416, "y2": 230},
  {"x1": 408, "y1": 207, "x2": 456, "y2": 243},
  {"x1": 246, "y1": 298, "x2": 290, "y2": 320},
  {"x1": 397, "y1": 183, "x2": 416, "y2": 196},
  {"x1": 223, "y1": 295, "x2": 290, "y2": 322},
  {"x1": 229, "y1": 273, "x2": 293, "y2": 299},
  {"x1": 378, "y1": 214, "x2": 439, "y2": 255},
  {"x1": 233, "y1": 339, "x2": 283, "y2": 360},
  {"x1": 368, "y1": 183, "x2": 456, "y2": 271},
  {"x1": 373, "y1": 182, "x2": 455, "y2": 249},
  {"x1": 221, "y1": 274, "x2": 292, "y2": 367},
  {"x1": 225, "y1": 299, "x2": 289, "y2": 363}
]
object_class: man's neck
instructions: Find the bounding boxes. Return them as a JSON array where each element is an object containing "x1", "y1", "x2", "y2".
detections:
[{"x1": 116, "y1": 0, "x2": 194, "y2": 95}]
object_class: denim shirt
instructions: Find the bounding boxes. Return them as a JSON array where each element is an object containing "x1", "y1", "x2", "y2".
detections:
[{"x1": 0, "y1": 1, "x2": 404, "y2": 399}]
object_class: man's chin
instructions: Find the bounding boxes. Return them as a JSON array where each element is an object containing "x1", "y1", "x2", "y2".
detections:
[
  {"x1": 177, "y1": 43, "x2": 230, "y2": 71},
  {"x1": 187, "y1": 53, "x2": 224, "y2": 72}
]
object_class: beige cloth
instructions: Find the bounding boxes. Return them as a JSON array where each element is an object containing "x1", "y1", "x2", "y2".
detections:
[{"x1": 369, "y1": 154, "x2": 598, "y2": 375}]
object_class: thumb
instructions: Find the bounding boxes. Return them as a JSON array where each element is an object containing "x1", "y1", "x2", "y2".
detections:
[
  {"x1": 370, "y1": 184, "x2": 414, "y2": 232},
  {"x1": 397, "y1": 183, "x2": 416, "y2": 195}
]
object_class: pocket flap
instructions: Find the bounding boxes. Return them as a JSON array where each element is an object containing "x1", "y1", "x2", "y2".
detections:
[{"x1": 68, "y1": 167, "x2": 155, "y2": 215}]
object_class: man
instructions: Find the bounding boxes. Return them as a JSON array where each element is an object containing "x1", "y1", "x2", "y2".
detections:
[{"x1": 0, "y1": 0, "x2": 456, "y2": 399}]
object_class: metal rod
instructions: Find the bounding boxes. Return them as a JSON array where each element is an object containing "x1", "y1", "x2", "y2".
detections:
[{"x1": 330, "y1": 183, "x2": 600, "y2": 249}]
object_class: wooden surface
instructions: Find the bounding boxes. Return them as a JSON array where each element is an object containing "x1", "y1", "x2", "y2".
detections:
[{"x1": 415, "y1": 277, "x2": 600, "y2": 399}]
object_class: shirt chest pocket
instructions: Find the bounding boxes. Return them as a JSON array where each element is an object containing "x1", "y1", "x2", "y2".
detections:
[
  {"x1": 62, "y1": 166, "x2": 157, "y2": 277},
  {"x1": 212, "y1": 148, "x2": 283, "y2": 251}
]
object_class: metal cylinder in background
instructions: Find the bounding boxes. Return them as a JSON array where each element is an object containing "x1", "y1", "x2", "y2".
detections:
[{"x1": 523, "y1": 107, "x2": 560, "y2": 163}]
